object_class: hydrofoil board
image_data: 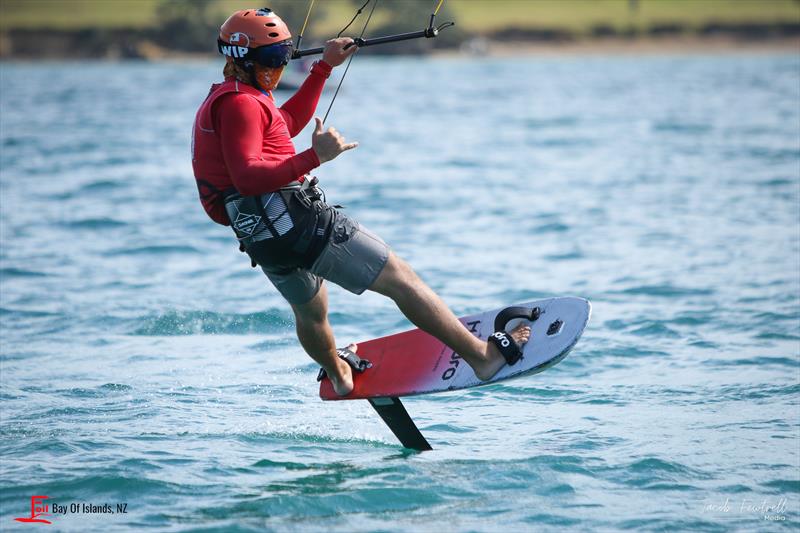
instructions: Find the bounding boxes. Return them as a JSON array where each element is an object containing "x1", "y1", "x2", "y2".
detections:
[{"x1": 318, "y1": 296, "x2": 590, "y2": 450}]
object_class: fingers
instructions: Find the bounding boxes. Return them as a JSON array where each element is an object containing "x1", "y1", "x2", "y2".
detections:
[
  {"x1": 328, "y1": 38, "x2": 357, "y2": 55},
  {"x1": 328, "y1": 37, "x2": 355, "y2": 47},
  {"x1": 328, "y1": 129, "x2": 357, "y2": 151},
  {"x1": 342, "y1": 44, "x2": 358, "y2": 57},
  {"x1": 339, "y1": 37, "x2": 357, "y2": 52},
  {"x1": 328, "y1": 127, "x2": 357, "y2": 150},
  {"x1": 311, "y1": 120, "x2": 357, "y2": 163},
  {"x1": 322, "y1": 37, "x2": 359, "y2": 67},
  {"x1": 340, "y1": 37, "x2": 358, "y2": 56}
]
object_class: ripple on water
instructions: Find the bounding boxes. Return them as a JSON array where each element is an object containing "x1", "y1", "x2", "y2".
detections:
[
  {"x1": 703, "y1": 356, "x2": 800, "y2": 368},
  {"x1": 0, "y1": 267, "x2": 49, "y2": 278},
  {"x1": 132, "y1": 309, "x2": 292, "y2": 336},
  {"x1": 605, "y1": 457, "x2": 713, "y2": 491},
  {"x1": 64, "y1": 217, "x2": 129, "y2": 230},
  {"x1": 105, "y1": 244, "x2": 202, "y2": 257},
  {"x1": 53, "y1": 384, "x2": 134, "y2": 398},
  {"x1": 2, "y1": 474, "x2": 194, "y2": 502},
  {"x1": 77, "y1": 179, "x2": 126, "y2": 193},
  {"x1": 760, "y1": 479, "x2": 800, "y2": 493},
  {"x1": 614, "y1": 284, "x2": 716, "y2": 298},
  {"x1": 652, "y1": 121, "x2": 712, "y2": 134}
]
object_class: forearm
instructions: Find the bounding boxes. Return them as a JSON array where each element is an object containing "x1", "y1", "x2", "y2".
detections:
[
  {"x1": 217, "y1": 93, "x2": 322, "y2": 195},
  {"x1": 279, "y1": 61, "x2": 333, "y2": 136},
  {"x1": 226, "y1": 148, "x2": 320, "y2": 196}
]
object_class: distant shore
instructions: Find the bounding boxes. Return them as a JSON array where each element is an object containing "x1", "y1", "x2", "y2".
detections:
[
  {"x1": 1, "y1": 30, "x2": 798, "y2": 61},
  {"x1": 471, "y1": 36, "x2": 800, "y2": 57},
  {"x1": 2, "y1": 0, "x2": 798, "y2": 61}
]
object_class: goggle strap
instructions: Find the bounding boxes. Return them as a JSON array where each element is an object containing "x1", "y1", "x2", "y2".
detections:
[
  {"x1": 217, "y1": 39, "x2": 255, "y2": 61},
  {"x1": 217, "y1": 39, "x2": 293, "y2": 67}
]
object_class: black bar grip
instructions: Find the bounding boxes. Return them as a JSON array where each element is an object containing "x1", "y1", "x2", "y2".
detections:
[
  {"x1": 292, "y1": 26, "x2": 444, "y2": 59},
  {"x1": 293, "y1": 45, "x2": 325, "y2": 59}
]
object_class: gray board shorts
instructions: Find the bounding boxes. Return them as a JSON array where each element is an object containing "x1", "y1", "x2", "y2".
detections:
[{"x1": 263, "y1": 209, "x2": 390, "y2": 305}]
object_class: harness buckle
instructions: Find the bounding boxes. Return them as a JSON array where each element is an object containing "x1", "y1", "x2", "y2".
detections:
[
  {"x1": 292, "y1": 177, "x2": 324, "y2": 209},
  {"x1": 294, "y1": 189, "x2": 314, "y2": 209}
]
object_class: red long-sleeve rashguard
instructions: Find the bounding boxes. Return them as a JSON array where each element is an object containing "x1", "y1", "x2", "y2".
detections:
[{"x1": 192, "y1": 60, "x2": 333, "y2": 225}]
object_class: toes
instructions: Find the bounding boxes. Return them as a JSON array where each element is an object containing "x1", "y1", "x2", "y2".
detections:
[{"x1": 511, "y1": 325, "x2": 531, "y2": 343}]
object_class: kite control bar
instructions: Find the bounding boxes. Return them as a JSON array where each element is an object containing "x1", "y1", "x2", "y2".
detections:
[
  {"x1": 293, "y1": 0, "x2": 454, "y2": 122},
  {"x1": 292, "y1": 19, "x2": 454, "y2": 59}
]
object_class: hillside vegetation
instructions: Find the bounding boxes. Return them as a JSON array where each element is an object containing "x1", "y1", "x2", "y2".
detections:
[
  {"x1": 1, "y1": 0, "x2": 798, "y2": 59},
  {"x1": 2, "y1": 0, "x2": 798, "y2": 34}
]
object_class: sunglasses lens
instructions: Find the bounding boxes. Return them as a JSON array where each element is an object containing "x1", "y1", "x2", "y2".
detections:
[{"x1": 257, "y1": 42, "x2": 293, "y2": 67}]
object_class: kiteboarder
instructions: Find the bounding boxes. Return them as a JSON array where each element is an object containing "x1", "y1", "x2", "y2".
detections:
[{"x1": 191, "y1": 8, "x2": 530, "y2": 395}]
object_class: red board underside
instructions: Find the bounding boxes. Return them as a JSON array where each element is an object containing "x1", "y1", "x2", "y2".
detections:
[{"x1": 320, "y1": 327, "x2": 451, "y2": 400}]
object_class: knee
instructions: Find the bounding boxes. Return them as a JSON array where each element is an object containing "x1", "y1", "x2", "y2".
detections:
[
  {"x1": 375, "y1": 253, "x2": 421, "y2": 299},
  {"x1": 293, "y1": 303, "x2": 327, "y2": 325},
  {"x1": 393, "y1": 256, "x2": 418, "y2": 285},
  {"x1": 291, "y1": 290, "x2": 328, "y2": 325}
]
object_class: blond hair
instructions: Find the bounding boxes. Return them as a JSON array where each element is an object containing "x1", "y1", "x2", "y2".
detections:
[
  {"x1": 223, "y1": 60, "x2": 250, "y2": 82},
  {"x1": 223, "y1": 59, "x2": 283, "y2": 90}
]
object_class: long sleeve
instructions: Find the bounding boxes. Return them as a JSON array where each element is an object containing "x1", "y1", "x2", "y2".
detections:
[
  {"x1": 279, "y1": 60, "x2": 333, "y2": 137},
  {"x1": 216, "y1": 93, "x2": 320, "y2": 196}
]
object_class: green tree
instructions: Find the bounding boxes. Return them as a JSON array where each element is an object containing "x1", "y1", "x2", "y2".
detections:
[
  {"x1": 257, "y1": 1, "x2": 329, "y2": 37},
  {"x1": 152, "y1": 1, "x2": 329, "y2": 53},
  {"x1": 153, "y1": 0, "x2": 218, "y2": 52}
]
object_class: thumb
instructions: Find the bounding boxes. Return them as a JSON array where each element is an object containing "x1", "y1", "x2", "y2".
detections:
[{"x1": 314, "y1": 117, "x2": 324, "y2": 134}]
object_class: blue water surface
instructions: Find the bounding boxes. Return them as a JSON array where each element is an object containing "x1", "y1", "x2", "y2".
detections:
[{"x1": 0, "y1": 53, "x2": 798, "y2": 531}]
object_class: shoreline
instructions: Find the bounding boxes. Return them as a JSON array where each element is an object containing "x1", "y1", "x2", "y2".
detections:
[
  {"x1": 1, "y1": 35, "x2": 797, "y2": 62},
  {"x1": 457, "y1": 36, "x2": 800, "y2": 58}
]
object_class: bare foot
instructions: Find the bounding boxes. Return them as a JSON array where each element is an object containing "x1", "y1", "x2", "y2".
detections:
[
  {"x1": 474, "y1": 323, "x2": 531, "y2": 381},
  {"x1": 328, "y1": 343, "x2": 356, "y2": 396}
]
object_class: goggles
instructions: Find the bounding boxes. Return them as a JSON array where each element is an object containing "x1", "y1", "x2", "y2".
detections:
[{"x1": 218, "y1": 39, "x2": 294, "y2": 68}]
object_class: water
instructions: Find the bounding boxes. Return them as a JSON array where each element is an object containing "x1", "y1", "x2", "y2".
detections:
[{"x1": 1, "y1": 54, "x2": 798, "y2": 531}]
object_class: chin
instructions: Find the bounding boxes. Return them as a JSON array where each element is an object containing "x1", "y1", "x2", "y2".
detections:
[{"x1": 260, "y1": 75, "x2": 282, "y2": 92}]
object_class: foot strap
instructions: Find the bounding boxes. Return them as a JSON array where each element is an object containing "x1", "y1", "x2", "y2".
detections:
[
  {"x1": 316, "y1": 347, "x2": 372, "y2": 382},
  {"x1": 488, "y1": 331, "x2": 523, "y2": 366},
  {"x1": 488, "y1": 305, "x2": 539, "y2": 366}
]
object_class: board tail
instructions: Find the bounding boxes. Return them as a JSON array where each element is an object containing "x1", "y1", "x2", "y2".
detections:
[{"x1": 368, "y1": 397, "x2": 432, "y2": 451}]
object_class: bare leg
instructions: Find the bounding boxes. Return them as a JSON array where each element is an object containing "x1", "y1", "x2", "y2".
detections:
[
  {"x1": 369, "y1": 252, "x2": 530, "y2": 380},
  {"x1": 290, "y1": 282, "x2": 355, "y2": 396}
]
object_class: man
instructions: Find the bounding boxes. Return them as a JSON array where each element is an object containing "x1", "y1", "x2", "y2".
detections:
[{"x1": 192, "y1": 8, "x2": 530, "y2": 396}]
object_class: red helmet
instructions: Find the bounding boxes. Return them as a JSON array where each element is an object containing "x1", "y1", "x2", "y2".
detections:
[{"x1": 218, "y1": 8, "x2": 293, "y2": 67}]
